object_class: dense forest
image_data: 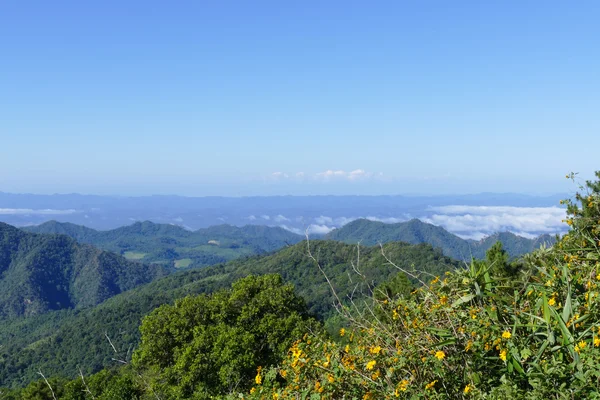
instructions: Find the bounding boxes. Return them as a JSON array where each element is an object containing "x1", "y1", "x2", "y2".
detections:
[
  {"x1": 327, "y1": 218, "x2": 556, "y2": 260},
  {"x1": 0, "y1": 223, "x2": 168, "y2": 319},
  {"x1": 25, "y1": 220, "x2": 304, "y2": 268},
  {"x1": 0, "y1": 239, "x2": 458, "y2": 388}
]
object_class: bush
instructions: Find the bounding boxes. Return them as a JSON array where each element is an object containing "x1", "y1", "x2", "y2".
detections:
[{"x1": 247, "y1": 172, "x2": 600, "y2": 399}]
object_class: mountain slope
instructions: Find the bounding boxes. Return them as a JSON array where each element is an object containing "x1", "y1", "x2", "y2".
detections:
[
  {"x1": 0, "y1": 222, "x2": 168, "y2": 319},
  {"x1": 326, "y1": 218, "x2": 555, "y2": 260},
  {"x1": 24, "y1": 221, "x2": 304, "y2": 268},
  {"x1": 0, "y1": 240, "x2": 460, "y2": 387}
]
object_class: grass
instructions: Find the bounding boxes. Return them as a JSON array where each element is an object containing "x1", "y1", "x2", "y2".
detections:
[
  {"x1": 123, "y1": 251, "x2": 147, "y2": 260},
  {"x1": 175, "y1": 258, "x2": 193, "y2": 268}
]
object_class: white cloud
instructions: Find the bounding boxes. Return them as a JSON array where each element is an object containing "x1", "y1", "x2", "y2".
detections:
[
  {"x1": 279, "y1": 223, "x2": 335, "y2": 236},
  {"x1": 348, "y1": 169, "x2": 371, "y2": 180},
  {"x1": 307, "y1": 224, "x2": 335, "y2": 235},
  {"x1": 271, "y1": 172, "x2": 289, "y2": 179},
  {"x1": 261, "y1": 215, "x2": 271, "y2": 220},
  {"x1": 246, "y1": 215, "x2": 257, "y2": 221},
  {"x1": 316, "y1": 170, "x2": 347, "y2": 179},
  {"x1": 422, "y1": 205, "x2": 566, "y2": 238},
  {"x1": 314, "y1": 215, "x2": 334, "y2": 225},
  {"x1": 274, "y1": 214, "x2": 290, "y2": 222},
  {"x1": 314, "y1": 169, "x2": 378, "y2": 181},
  {"x1": 365, "y1": 216, "x2": 407, "y2": 224},
  {"x1": 0, "y1": 208, "x2": 78, "y2": 215}
]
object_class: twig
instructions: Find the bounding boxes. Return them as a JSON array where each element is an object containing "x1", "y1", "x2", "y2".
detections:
[{"x1": 37, "y1": 370, "x2": 57, "y2": 400}]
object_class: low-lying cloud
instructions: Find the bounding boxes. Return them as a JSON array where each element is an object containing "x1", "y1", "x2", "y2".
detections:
[
  {"x1": 0, "y1": 208, "x2": 78, "y2": 215},
  {"x1": 422, "y1": 205, "x2": 567, "y2": 239}
]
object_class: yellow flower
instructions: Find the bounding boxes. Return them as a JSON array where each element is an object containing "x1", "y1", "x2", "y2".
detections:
[
  {"x1": 397, "y1": 379, "x2": 409, "y2": 392},
  {"x1": 314, "y1": 381, "x2": 323, "y2": 393},
  {"x1": 499, "y1": 349, "x2": 507, "y2": 361},
  {"x1": 575, "y1": 340, "x2": 587, "y2": 353},
  {"x1": 594, "y1": 337, "x2": 600, "y2": 347},
  {"x1": 366, "y1": 360, "x2": 376, "y2": 370},
  {"x1": 502, "y1": 331, "x2": 512, "y2": 339},
  {"x1": 280, "y1": 369, "x2": 287, "y2": 378},
  {"x1": 327, "y1": 374, "x2": 335, "y2": 383},
  {"x1": 273, "y1": 393, "x2": 279, "y2": 399},
  {"x1": 369, "y1": 345, "x2": 382, "y2": 355},
  {"x1": 250, "y1": 387, "x2": 256, "y2": 394},
  {"x1": 339, "y1": 328, "x2": 345, "y2": 337},
  {"x1": 464, "y1": 384, "x2": 472, "y2": 394},
  {"x1": 439, "y1": 295, "x2": 448, "y2": 305},
  {"x1": 434, "y1": 350, "x2": 445, "y2": 360},
  {"x1": 425, "y1": 380, "x2": 438, "y2": 390},
  {"x1": 548, "y1": 297, "x2": 556, "y2": 306},
  {"x1": 255, "y1": 373, "x2": 262, "y2": 385},
  {"x1": 345, "y1": 344, "x2": 350, "y2": 353},
  {"x1": 371, "y1": 370, "x2": 381, "y2": 380}
]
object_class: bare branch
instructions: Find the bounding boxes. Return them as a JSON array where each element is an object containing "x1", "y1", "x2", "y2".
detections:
[{"x1": 37, "y1": 370, "x2": 57, "y2": 400}]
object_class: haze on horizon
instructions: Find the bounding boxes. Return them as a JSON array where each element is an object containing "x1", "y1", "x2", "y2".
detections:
[{"x1": 2, "y1": 1, "x2": 599, "y2": 196}]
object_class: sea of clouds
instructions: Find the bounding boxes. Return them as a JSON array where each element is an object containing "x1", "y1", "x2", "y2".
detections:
[{"x1": 268, "y1": 205, "x2": 567, "y2": 239}]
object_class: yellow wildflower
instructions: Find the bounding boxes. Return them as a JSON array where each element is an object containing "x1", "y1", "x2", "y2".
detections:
[
  {"x1": 548, "y1": 297, "x2": 556, "y2": 306},
  {"x1": 339, "y1": 328, "x2": 345, "y2": 337},
  {"x1": 594, "y1": 337, "x2": 600, "y2": 347},
  {"x1": 369, "y1": 345, "x2": 382, "y2": 355},
  {"x1": 371, "y1": 370, "x2": 380, "y2": 380},
  {"x1": 280, "y1": 369, "x2": 287, "y2": 378},
  {"x1": 434, "y1": 350, "x2": 445, "y2": 360},
  {"x1": 397, "y1": 379, "x2": 409, "y2": 392},
  {"x1": 255, "y1": 373, "x2": 262, "y2": 385},
  {"x1": 502, "y1": 331, "x2": 512, "y2": 339},
  {"x1": 425, "y1": 380, "x2": 438, "y2": 390},
  {"x1": 440, "y1": 295, "x2": 448, "y2": 305},
  {"x1": 366, "y1": 360, "x2": 376, "y2": 370},
  {"x1": 250, "y1": 387, "x2": 256, "y2": 394},
  {"x1": 327, "y1": 374, "x2": 335, "y2": 383},
  {"x1": 499, "y1": 349, "x2": 507, "y2": 361},
  {"x1": 464, "y1": 384, "x2": 472, "y2": 394}
]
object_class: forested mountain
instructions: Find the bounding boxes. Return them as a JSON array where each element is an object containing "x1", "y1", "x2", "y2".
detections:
[
  {"x1": 326, "y1": 218, "x2": 555, "y2": 260},
  {"x1": 0, "y1": 240, "x2": 459, "y2": 388},
  {"x1": 0, "y1": 223, "x2": 169, "y2": 320},
  {"x1": 25, "y1": 220, "x2": 304, "y2": 268}
]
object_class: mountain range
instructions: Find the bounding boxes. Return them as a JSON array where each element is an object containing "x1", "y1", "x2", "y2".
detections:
[
  {"x1": 0, "y1": 239, "x2": 459, "y2": 388},
  {"x1": 326, "y1": 218, "x2": 556, "y2": 260},
  {"x1": 0, "y1": 222, "x2": 168, "y2": 319},
  {"x1": 24, "y1": 220, "x2": 304, "y2": 268}
]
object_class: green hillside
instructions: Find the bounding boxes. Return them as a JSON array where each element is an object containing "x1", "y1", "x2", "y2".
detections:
[
  {"x1": 0, "y1": 222, "x2": 168, "y2": 319},
  {"x1": 25, "y1": 220, "x2": 304, "y2": 268},
  {"x1": 0, "y1": 240, "x2": 459, "y2": 388},
  {"x1": 326, "y1": 218, "x2": 555, "y2": 260}
]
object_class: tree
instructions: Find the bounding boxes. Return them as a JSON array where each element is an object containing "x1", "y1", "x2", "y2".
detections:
[{"x1": 132, "y1": 274, "x2": 319, "y2": 398}]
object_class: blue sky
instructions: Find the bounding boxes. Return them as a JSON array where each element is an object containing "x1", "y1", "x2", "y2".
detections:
[{"x1": 1, "y1": 1, "x2": 598, "y2": 196}]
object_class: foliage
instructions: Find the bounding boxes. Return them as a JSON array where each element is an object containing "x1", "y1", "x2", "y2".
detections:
[
  {"x1": 132, "y1": 274, "x2": 319, "y2": 398},
  {"x1": 327, "y1": 218, "x2": 556, "y2": 261},
  {"x1": 0, "y1": 223, "x2": 168, "y2": 319},
  {"x1": 0, "y1": 239, "x2": 456, "y2": 388},
  {"x1": 247, "y1": 172, "x2": 600, "y2": 399}
]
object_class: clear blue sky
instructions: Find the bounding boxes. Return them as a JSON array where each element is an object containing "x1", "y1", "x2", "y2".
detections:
[{"x1": 1, "y1": 1, "x2": 598, "y2": 196}]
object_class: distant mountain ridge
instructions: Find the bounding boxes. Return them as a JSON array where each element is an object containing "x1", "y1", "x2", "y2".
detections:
[
  {"x1": 326, "y1": 218, "x2": 556, "y2": 260},
  {"x1": 24, "y1": 220, "x2": 304, "y2": 268},
  {"x1": 0, "y1": 222, "x2": 168, "y2": 319}
]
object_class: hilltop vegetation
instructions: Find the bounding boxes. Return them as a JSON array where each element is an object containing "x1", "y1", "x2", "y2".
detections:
[
  {"x1": 327, "y1": 218, "x2": 555, "y2": 260},
  {"x1": 0, "y1": 223, "x2": 168, "y2": 319},
  {"x1": 25, "y1": 221, "x2": 303, "y2": 268},
  {"x1": 0, "y1": 240, "x2": 459, "y2": 388}
]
